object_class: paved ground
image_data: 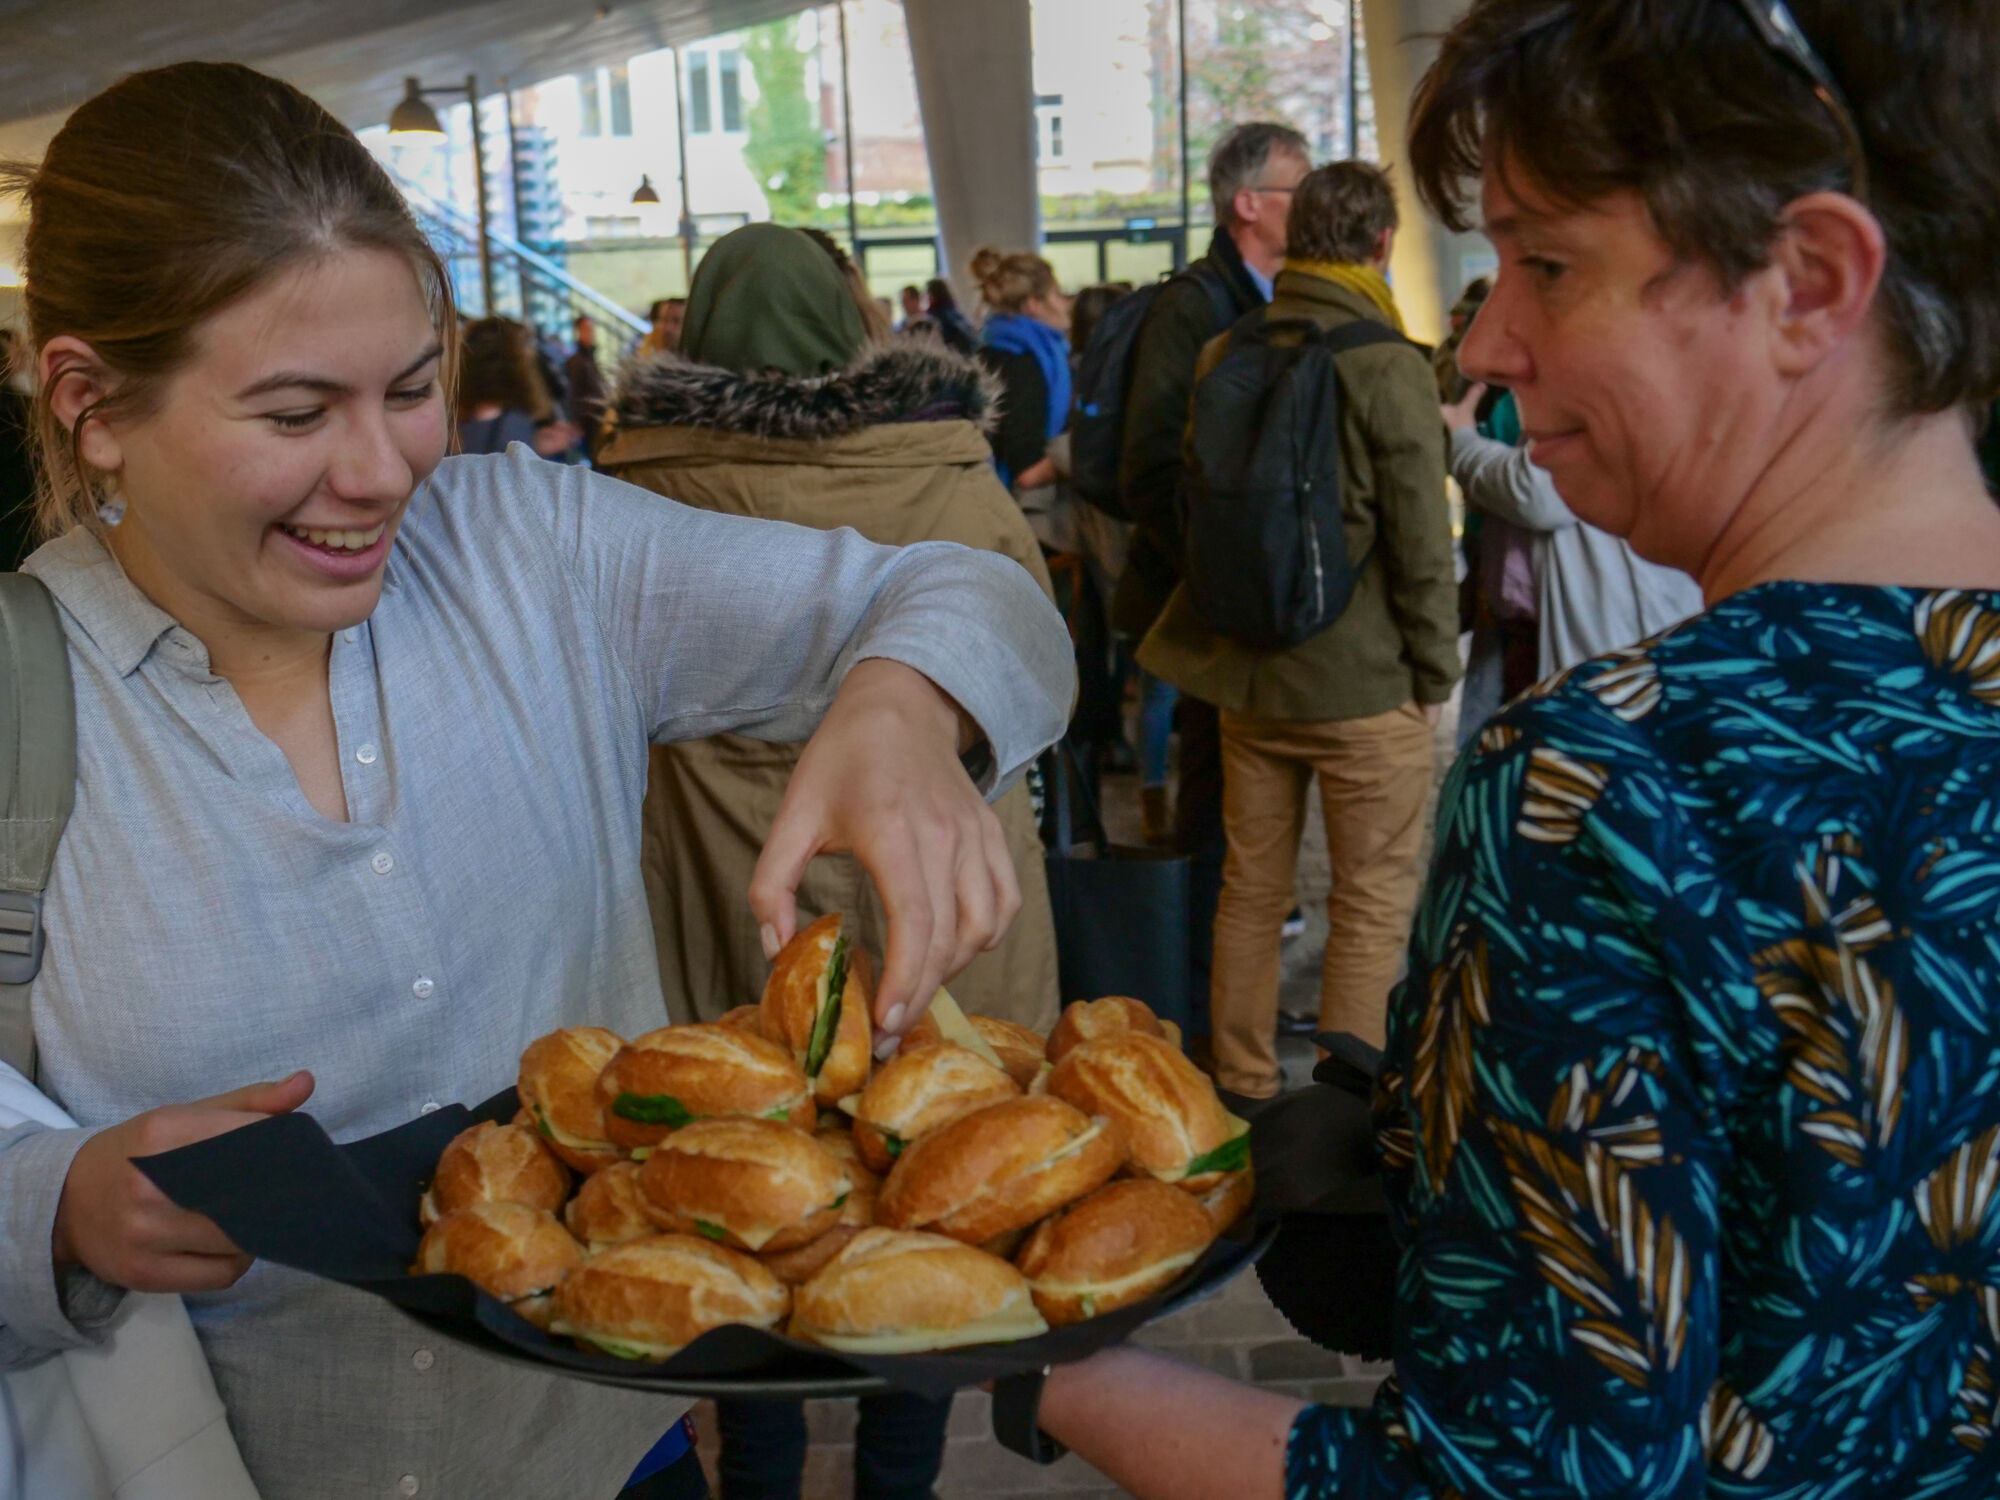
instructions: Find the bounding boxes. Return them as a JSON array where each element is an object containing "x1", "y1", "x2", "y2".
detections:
[{"x1": 689, "y1": 697, "x2": 1462, "y2": 1497}]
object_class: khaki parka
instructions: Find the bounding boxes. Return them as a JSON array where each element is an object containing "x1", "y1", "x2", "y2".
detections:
[{"x1": 599, "y1": 340, "x2": 1060, "y2": 1032}]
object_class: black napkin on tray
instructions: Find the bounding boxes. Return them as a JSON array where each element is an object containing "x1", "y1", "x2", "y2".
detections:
[
  {"x1": 1246, "y1": 1036, "x2": 1398, "y2": 1362},
  {"x1": 136, "y1": 1087, "x2": 1274, "y2": 1402}
]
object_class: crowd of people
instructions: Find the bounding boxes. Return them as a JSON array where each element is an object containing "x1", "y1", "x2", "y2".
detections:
[{"x1": 4, "y1": 0, "x2": 2000, "y2": 1497}]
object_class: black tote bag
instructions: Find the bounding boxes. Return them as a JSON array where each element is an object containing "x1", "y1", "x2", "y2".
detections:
[{"x1": 1040, "y1": 743, "x2": 1193, "y2": 1031}]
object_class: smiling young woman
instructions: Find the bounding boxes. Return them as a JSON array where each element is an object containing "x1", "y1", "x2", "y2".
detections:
[{"x1": 0, "y1": 62, "x2": 1071, "y2": 1500}]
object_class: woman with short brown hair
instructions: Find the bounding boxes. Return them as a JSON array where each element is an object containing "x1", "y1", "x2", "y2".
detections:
[{"x1": 1027, "y1": 3, "x2": 2000, "y2": 1495}]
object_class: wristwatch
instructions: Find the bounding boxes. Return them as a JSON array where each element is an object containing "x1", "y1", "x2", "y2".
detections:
[{"x1": 992, "y1": 1365, "x2": 1068, "y2": 1464}]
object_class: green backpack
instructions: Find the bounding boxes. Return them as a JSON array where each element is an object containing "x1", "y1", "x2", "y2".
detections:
[{"x1": 0, "y1": 571, "x2": 76, "y2": 1081}]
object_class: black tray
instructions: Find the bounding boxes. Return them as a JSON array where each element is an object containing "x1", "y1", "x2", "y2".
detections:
[{"x1": 137, "y1": 1088, "x2": 1274, "y2": 1406}]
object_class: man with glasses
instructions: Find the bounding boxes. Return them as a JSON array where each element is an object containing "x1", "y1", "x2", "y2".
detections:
[{"x1": 1112, "y1": 121, "x2": 1310, "y2": 1046}]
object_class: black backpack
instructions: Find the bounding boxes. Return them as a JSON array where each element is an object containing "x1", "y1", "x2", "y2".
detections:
[
  {"x1": 1182, "y1": 314, "x2": 1407, "y2": 650},
  {"x1": 1068, "y1": 265, "x2": 1236, "y2": 521}
]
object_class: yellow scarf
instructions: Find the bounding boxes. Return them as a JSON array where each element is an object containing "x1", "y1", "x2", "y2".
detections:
[{"x1": 1284, "y1": 259, "x2": 1405, "y2": 333}]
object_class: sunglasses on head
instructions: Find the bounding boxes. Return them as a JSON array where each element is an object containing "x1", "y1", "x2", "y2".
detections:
[{"x1": 1728, "y1": 0, "x2": 1869, "y2": 203}]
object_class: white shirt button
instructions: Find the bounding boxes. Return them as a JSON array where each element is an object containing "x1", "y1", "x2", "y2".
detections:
[
  {"x1": 411, "y1": 976, "x2": 435, "y2": 999},
  {"x1": 370, "y1": 851, "x2": 395, "y2": 876},
  {"x1": 412, "y1": 1347, "x2": 435, "y2": 1371},
  {"x1": 419, "y1": 1101, "x2": 441, "y2": 1115},
  {"x1": 398, "y1": 1476, "x2": 420, "y2": 1497},
  {"x1": 356, "y1": 744, "x2": 378, "y2": 766},
  {"x1": 343, "y1": 629, "x2": 359, "y2": 644}
]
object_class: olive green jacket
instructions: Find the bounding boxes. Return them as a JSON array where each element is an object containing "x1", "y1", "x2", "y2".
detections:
[{"x1": 1138, "y1": 269, "x2": 1462, "y2": 722}]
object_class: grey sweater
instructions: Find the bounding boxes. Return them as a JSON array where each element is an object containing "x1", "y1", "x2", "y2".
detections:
[{"x1": 1450, "y1": 428, "x2": 1705, "y2": 675}]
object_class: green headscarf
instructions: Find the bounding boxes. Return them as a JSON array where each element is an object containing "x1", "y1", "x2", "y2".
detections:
[{"x1": 678, "y1": 222, "x2": 869, "y2": 377}]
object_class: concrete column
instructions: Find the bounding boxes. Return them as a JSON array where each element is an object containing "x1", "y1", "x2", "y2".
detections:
[
  {"x1": 1361, "y1": 0, "x2": 1487, "y2": 346},
  {"x1": 902, "y1": 0, "x2": 1039, "y2": 304}
]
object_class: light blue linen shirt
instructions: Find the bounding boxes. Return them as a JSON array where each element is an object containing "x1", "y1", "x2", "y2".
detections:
[{"x1": 0, "y1": 448, "x2": 1073, "y2": 1500}]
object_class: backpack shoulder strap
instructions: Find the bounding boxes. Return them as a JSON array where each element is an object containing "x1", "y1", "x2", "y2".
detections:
[
  {"x1": 0, "y1": 572, "x2": 76, "y2": 1078},
  {"x1": 1320, "y1": 319, "x2": 1413, "y2": 356},
  {"x1": 1178, "y1": 261, "x2": 1244, "y2": 334}
]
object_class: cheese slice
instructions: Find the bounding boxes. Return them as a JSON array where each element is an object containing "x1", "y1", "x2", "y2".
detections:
[
  {"x1": 925, "y1": 986, "x2": 1006, "y2": 1072},
  {"x1": 1029, "y1": 1247, "x2": 1204, "y2": 1302},
  {"x1": 531, "y1": 1104, "x2": 617, "y2": 1156},
  {"x1": 791, "y1": 1300, "x2": 1050, "y2": 1353},
  {"x1": 549, "y1": 1324, "x2": 687, "y2": 1361}
]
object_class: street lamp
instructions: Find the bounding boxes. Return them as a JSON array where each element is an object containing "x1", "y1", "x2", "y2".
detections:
[
  {"x1": 630, "y1": 174, "x2": 661, "y2": 205},
  {"x1": 390, "y1": 74, "x2": 495, "y2": 314}
]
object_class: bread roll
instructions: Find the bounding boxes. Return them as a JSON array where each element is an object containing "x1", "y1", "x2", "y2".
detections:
[
  {"x1": 1016, "y1": 1179, "x2": 1215, "y2": 1325},
  {"x1": 1045, "y1": 996, "x2": 1176, "y2": 1065},
  {"x1": 910, "y1": 1012, "x2": 1047, "y2": 1090},
  {"x1": 414, "y1": 1201, "x2": 582, "y2": 1329},
  {"x1": 635, "y1": 1117, "x2": 852, "y2": 1253},
  {"x1": 550, "y1": 1234, "x2": 789, "y2": 1360},
  {"x1": 565, "y1": 1160, "x2": 655, "y2": 1251},
  {"x1": 760, "y1": 1223, "x2": 864, "y2": 1285},
  {"x1": 1046, "y1": 1032, "x2": 1249, "y2": 1189},
  {"x1": 761, "y1": 914, "x2": 875, "y2": 1108},
  {"x1": 876, "y1": 1095, "x2": 1124, "y2": 1245},
  {"x1": 716, "y1": 1005, "x2": 766, "y2": 1036},
  {"x1": 517, "y1": 1026, "x2": 624, "y2": 1174},
  {"x1": 596, "y1": 1024, "x2": 815, "y2": 1156},
  {"x1": 1194, "y1": 1165, "x2": 1255, "y2": 1234},
  {"x1": 846, "y1": 1040, "x2": 1020, "y2": 1174},
  {"x1": 760, "y1": 1120, "x2": 888, "y2": 1280},
  {"x1": 420, "y1": 1120, "x2": 569, "y2": 1227},
  {"x1": 791, "y1": 1228, "x2": 1048, "y2": 1352}
]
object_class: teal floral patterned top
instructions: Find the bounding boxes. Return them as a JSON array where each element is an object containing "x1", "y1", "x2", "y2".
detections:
[{"x1": 1289, "y1": 582, "x2": 2000, "y2": 1498}]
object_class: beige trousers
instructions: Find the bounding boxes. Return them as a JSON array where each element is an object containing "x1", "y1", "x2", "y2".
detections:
[{"x1": 1210, "y1": 703, "x2": 1435, "y2": 1097}]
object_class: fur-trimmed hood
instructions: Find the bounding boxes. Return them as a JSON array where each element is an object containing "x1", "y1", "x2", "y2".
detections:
[{"x1": 611, "y1": 338, "x2": 1001, "y2": 442}]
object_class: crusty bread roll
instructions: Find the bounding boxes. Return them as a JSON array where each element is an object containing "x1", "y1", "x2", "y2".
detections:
[
  {"x1": 812, "y1": 1120, "x2": 880, "y2": 1185},
  {"x1": 909, "y1": 1012, "x2": 1047, "y2": 1090},
  {"x1": 517, "y1": 1026, "x2": 624, "y2": 1174},
  {"x1": 760, "y1": 1223, "x2": 864, "y2": 1285},
  {"x1": 1045, "y1": 996, "x2": 1179, "y2": 1065},
  {"x1": 760, "y1": 914, "x2": 875, "y2": 1108},
  {"x1": 791, "y1": 1228, "x2": 1048, "y2": 1352},
  {"x1": 1016, "y1": 1179, "x2": 1215, "y2": 1325},
  {"x1": 596, "y1": 1024, "x2": 815, "y2": 1156},
  {"x1": 549, "y1": 1234, "x2": 790, "y2": 1360},
  {"x1": 420, "y1": 1120, "x2": 569, "y2": 1227},
  {"x1": 1046, "y1": 1032, "x2": 1249, "y2": 1190},
  {"x1": 846, "y1": 1040, "x2": 1020, "y2": 1174},
  {"x1": 1193, "y1": 1165, "x2": 1255, "y2": 1234},
  {"x1": 564, "y1": 1160, "x2": 656, "y2": 1251},
  {"x1": 716, "y1": 1004, "x2": 766, "y2": 1036},
  {"x1": 635, "y1": 1117, "x2": 852, "y2": 1253},
  {"x1": 876, "y1": 1095, "x2": 1124, "y2": 1245},
  {"x1": 414, "y1": 1202, "x2": 582, "y2": 1329}
]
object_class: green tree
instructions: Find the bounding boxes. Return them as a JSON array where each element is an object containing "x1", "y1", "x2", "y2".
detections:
[{"x1": 742, "y1": 17, "x2": 827, "y2": 223}]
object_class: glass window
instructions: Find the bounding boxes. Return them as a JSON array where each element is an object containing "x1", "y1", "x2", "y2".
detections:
[
  {"x1": 719, "y1": 50, "x2": 743, "y2": 133},
  {"x1": 579, "y1": 71, "x2": 602, "y2": 137},
  {"x1": 1051, "y1": 115, "x2": 1064, "y2": 159},
  {"x1": 689, "y1": 51, "x2": 713, "y2": 134},
  {"x1": 609, "y1": 63, "x2": 633, "y2": 137}
]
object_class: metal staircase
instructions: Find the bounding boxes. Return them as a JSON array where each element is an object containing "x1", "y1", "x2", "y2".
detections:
[{"x1": 395, "y1": 176, "x2": 649, "y2": 354}]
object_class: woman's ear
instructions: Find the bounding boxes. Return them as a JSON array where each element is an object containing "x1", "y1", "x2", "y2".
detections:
[
  {"x1": 38, "y1": 334, "x2": 126, "y2": 478},
  {"x1": 1768, "y1": 192, "x2": 1888, "y2": 379}
]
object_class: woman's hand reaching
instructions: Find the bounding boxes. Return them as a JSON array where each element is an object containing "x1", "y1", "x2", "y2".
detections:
[{"x1": 749, "y1": 659, "x2": 1019, "y2": 1048}]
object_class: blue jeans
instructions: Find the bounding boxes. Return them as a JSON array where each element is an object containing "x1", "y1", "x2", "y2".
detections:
[
  {"x1": 715, "y1": 1393, "x2": 950, "y2": 1500},
  {"x1": 1139, "y1": 672, "x2": 1178, "y2": 787}
]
